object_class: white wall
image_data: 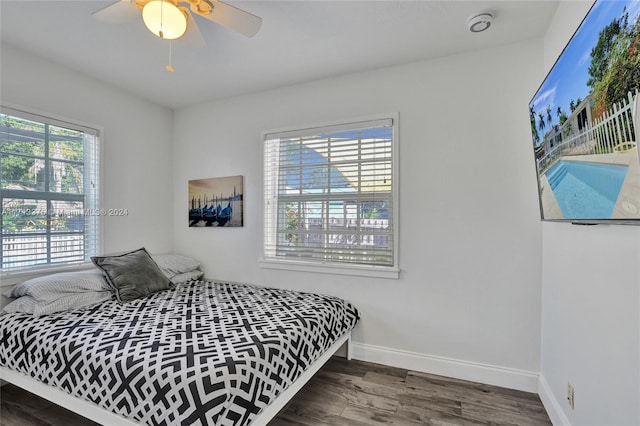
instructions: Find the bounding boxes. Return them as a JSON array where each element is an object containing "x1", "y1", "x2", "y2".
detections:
[
  {"x1": 173, "y1": 39, "x2": 544, "y2": 390},
  {"x1": 539, "y1": 2, "x2": 640, "y2": 425},
  {"x1": 1, "y1": 44, "x2": 174, "y2": 263}
]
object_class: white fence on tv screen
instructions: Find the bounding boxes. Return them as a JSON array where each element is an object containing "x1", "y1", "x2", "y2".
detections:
[{"x1": 537, "y1": 90, "x2": 639, "y2": 172}]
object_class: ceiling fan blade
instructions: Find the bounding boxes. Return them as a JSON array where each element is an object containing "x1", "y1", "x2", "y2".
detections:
[
  {"x1": 196, "y1": 0, "x2": 262, "y2": 38},
  {"x1": 179, "y1": 9, "x2": 207, "y2": 49},
  {"x1": 92, "y1": 0, "x2": 139, "y2": 24}
]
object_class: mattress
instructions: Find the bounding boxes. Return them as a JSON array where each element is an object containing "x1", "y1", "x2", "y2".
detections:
[{"x1": 0, "y1": 280, "x2": 359, "y2": 425}]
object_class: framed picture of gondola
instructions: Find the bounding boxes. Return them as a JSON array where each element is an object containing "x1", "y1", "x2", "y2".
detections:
[{"x1": 188, "y1": 175, "x2": 244, "y2": 227}]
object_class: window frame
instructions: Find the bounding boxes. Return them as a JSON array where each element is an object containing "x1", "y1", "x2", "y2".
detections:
[
  {"x1": 260, "y1": 113, "x2": 399, "y2": 279},
  {"x1": 0, "y1": 105, "x2": 103, "y2": 277}
]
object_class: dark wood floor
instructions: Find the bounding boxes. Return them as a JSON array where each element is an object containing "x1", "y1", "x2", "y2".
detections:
[{"x1": 0, "y1": 357, "x2": 551, "y2": 426}]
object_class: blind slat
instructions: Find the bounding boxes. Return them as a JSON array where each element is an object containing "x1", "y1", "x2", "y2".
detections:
[{"x1": 265, "y1": 119, "x2": 392, "y2": 140}]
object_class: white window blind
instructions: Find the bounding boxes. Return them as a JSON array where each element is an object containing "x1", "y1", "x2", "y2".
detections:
[
  {"x1": 263, "y1": 117, "x2": 396, "y2": 269},
  {"x1": 0, "y1": 107, "x2": 101, "y2": 271}
]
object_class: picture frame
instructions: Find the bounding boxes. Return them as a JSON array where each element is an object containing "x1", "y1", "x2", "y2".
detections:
[{"x1": 188, "y1": 175, "x2": 244, "y2": 227}]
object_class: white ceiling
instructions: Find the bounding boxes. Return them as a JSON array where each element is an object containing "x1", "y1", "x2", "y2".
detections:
[{"x1": 0, "y1": 0, "x2": 559, "y2": 109}]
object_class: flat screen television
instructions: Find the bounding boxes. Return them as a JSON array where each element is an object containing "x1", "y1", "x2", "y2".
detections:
[{"x1": 529, "y1": 0, "x2": 640, "y2": 224}]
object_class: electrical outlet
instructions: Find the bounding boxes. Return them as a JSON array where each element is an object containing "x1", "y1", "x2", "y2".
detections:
[{"x1": 567, "y1": 382, "x2": 575, "y2": 410}]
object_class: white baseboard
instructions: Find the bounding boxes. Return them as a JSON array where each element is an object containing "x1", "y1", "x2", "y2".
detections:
[
  {"x1": 538, "y1": 374, "x2": 571, "y2": 426},
  {"x1": 350, "y1": 342, "x2": 539, "y2": 393}
]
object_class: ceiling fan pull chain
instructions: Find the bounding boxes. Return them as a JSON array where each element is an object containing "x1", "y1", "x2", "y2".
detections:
[
  {"x1": 167, "y1": 40, "x2": 175, "y2": 72},
  {"x1": 159, "y1": 0, "x2": 164, "y2": 38}
]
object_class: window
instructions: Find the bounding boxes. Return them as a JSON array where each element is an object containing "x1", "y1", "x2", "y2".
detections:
[
  {"x1": 263, "y1": 116, "x2": 397, "y2": 276},
  {"x1": 0, "y1": 108, "x2": 100, "y2": 271}
]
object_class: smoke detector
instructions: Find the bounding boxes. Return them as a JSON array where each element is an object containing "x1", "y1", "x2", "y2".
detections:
[{"x1": 467, "y1": 13, "x2": 493, "y2": 33}]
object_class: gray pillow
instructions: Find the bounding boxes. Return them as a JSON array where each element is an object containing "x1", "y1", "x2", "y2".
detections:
[{"x1": 91, "y1": 247, "x2": 172, "y2": 303}]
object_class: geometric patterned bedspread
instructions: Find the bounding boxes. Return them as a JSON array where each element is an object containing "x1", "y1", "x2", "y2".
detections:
[{"x1": 0, "y1": 280, "x2": 359, "y2": 425}]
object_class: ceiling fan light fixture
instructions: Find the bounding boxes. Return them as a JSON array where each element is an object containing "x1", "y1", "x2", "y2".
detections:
[{"x1": 142, "y1": 0, "x2": 188, "y2": 40}]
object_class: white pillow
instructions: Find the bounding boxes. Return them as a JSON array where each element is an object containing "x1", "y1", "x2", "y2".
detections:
[
  {"x1": 8, "y1": 269, "x2": 110, "y2": 300},
  {"x1": 171, "y1": 270, "x2": 204, "y2": 283},
  {"x1": 2, "y1": 296, "x2": 37, "y2": 314},
  {"x1": 152, "y1": 254, "x2": 200, "y2": 278},
  {"x1": 3, "y1": 291, "x2": 111, "y2": 316}
]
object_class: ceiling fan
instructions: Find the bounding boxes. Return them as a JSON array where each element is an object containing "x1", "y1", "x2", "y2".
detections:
[{"x1": 93, "y1": 0, "x2": 262, "y2": 44}]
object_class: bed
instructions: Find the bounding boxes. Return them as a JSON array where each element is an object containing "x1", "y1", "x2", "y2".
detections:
[{"x1": 0, "y1": 279, "x2": 359, "y2": 425}]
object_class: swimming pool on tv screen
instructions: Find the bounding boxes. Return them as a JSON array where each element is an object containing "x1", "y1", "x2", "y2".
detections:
[{"x1": 545, "y1": 160, "x2": 628, "y2": 219}]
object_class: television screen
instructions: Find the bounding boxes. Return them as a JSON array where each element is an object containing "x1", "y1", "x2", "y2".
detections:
[{"x1": 530, "y1": 0, "x2": 640, "y2": 224}]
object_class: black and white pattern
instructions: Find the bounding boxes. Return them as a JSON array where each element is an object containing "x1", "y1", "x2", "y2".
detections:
[{"x1": 0, "y1": 281, "x2": 359, "y2": 425}]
